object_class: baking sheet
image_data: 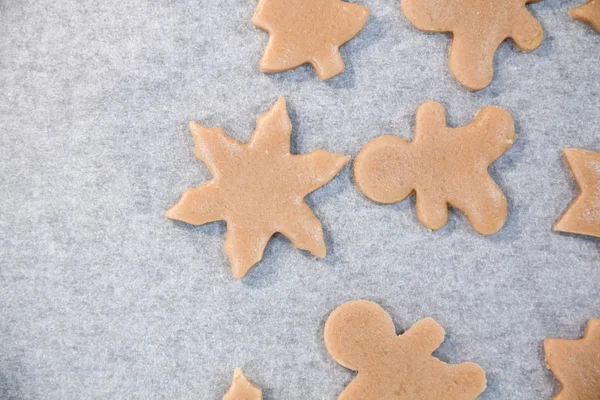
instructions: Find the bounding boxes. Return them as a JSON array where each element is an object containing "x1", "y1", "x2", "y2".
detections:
[{"x1": 1, "y1": 0, "x2": 599, "y2": 399}]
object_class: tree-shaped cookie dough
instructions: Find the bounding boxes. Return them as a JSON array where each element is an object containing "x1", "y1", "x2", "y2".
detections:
[
  {"x1": 324, "y1": 300, "x2": 487, "y2": 399},
  {"x1": 353, "y1": 101, "x2": 515, "y2": 235},
  {"x1": 544, "y1": 319, "x2": 600, "y2": 400},
  {"x1": 401, "y1": 0, "x2": 544, "y2": 90},
  {"x1": 252, "y1": 0, "x2": 370, "y2": 80},
  {"x1": 222, "y1": 368, "x2": 263, "y2": 400},
  {"x1": 554, "y1": 149, "x2": 600, "y2": 239},
  {"x1": 570, "y1": 1, "x2": 600, "y2": 32},
  {"x1": 167, "y1": 98, "x2": 349, "y2": 278}
]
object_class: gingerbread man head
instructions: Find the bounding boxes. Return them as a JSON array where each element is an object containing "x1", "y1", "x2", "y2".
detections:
[
  {"x1": 353, "y1": 101, "x2": 515, "y2": 235},
  {"x1": 325, "y1": 300, "x2": 486, "y2": 399}
]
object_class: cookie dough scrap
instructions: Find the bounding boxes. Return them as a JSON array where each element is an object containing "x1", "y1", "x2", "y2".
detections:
[
  {"x1": 353, "y1": 101, "x2": 515, "y2": 235},
  {"x1": 401, "y1": 0, "x2": 544, "y2": 90},
  {"x1": 252, "y1": 0, "x2": 370, "y2": 80},
  {"x1": 570, "y1": 1, "x2": 600, "y2": 32},
  {"x1": 324, "y1": 300, "x2": 487, "y2": 399},
  {"x1": 544, "y1": 319, "x2": 600, "y2": 400},
  {"x1": 554, "y1": 149, "x2": 600, "y2": 239},
  {"x1": 166, "y1": 97, "x2": 349, "y2": 279},
  {"x1": 223, "y1": 368, "x2": 263, "y2": 400}
]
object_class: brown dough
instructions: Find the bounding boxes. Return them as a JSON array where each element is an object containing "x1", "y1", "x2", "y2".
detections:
[
  {"x1": 353, "y1": 101, "x2": 515, "y2": 236},
  {"x1": 166, "y1": 97, "x2": 349, "y2": 278},
  {"x1": 252, "y1": 0, "x2": 370, "y2": 80},
  {"x1": 544, "y1": 319, "x2": 600, "y2": 400},
  {"x1": 401, "y1": 0, "x2": 544, "y2": 90},
  {"x1": 570, "y1": 1, "x2": 600, "y2": 32},
  {"x1": 554, "y1": 148, "x2": 600, "y2": 239},
  {"x1": 324, "y1": 300, "x2": 487, "y2": 399},
  {"x1": 222, "y1": 368, "x2": 263, "y2": 400}
]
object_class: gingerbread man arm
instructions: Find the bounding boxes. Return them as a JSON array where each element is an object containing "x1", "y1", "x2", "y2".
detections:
[
  {"x1": 401, "y1": 317, "x2": 445, "y2": 354},
  {"x1": 510, "y1": 3, "x2": 544, "y2": 51}
]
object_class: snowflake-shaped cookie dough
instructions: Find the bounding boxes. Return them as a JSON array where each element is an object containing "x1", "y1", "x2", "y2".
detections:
[
  {"x1": 167, "y1": 98, "x2": 349, "y2": 278},
  {"x1": 222, "y1": 368, "x2": 262, "y2": 400}
]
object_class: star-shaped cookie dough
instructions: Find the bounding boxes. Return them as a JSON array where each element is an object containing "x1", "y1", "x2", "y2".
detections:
[
  {"x1": 570, "y1": 1, "x2": 600, "y2": 32},
  {"x1": 252, "y1": 0, "x2": 370, "y2": 80},
  {"x1": 554, "y1": 148, "x2": 600, "y2": 239},
  {"x1": 325, "y1": 300, "x2": 487, "y2": 399},
  {"x1": 545, "y1": 319, "x2": 600, "y2": 400},
  {"x1": 222, "y1": 368, "x2": 263, "y2": 400},
  {"x1": 354, "y1": 101, "x2": 515, "y2": 235},
  {"x1": 166, "y1": 97, "x2": 349, "y2": 278},
  {"x1": 401, "y1": 0, "x2": 544, "y2": 90}
]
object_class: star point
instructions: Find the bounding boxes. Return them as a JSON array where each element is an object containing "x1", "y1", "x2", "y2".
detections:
[
  {"x1": 570, "y1": 0, "x2": 600, "y2": 32},
  {"x1": 222, "y1": 368, "x2": 263, "y2": 400}
]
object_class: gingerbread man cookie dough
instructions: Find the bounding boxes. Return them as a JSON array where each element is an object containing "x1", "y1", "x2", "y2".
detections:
[
  {"x1": 570, "y1": 1, "x2": 600, "y2": 32},
  {"x1": 401, "y1": 0, "x2": 544, "y2": 90},
  {"x1": 252, "y1": 0, "x2": 370, "y2": 80},
  {"x1": 167, "y1": 98, "x2": 349, "y2": 278},
  {"x1": 554, "y1": 148, "x2": 600, "y2": 239},
  {"x1": 544, "y1": 319, "x2": 600, "y2": 400},
  {"x1": 324, "y1": 300, "x2": 487, "y2": 399},
  {"x1": 222, "y1": 368, "x2": 263, "y2": 400},
  {"x1": 354, "y1": 101, "x2": 515, "y2": 235}
]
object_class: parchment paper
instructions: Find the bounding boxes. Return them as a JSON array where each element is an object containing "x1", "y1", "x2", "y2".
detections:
[{"x1": 0, "y1": 0, "x2": 599, "y2": 399}]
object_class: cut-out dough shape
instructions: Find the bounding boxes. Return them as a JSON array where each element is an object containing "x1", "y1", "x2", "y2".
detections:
[
  {"x1": 222, "y1": 368, "x2": 263, "y2": 400},
  {"x1": 545, "y1": 319, "x2": 600, "y2": 400},
  {"x1": 252, "y1": 0, "x2": 370, "y2": 80},
  {"x1": 570, "y1": 1, "x2": 600, "y2": 32},
  {"x1": 166, "y1": 97, "x2": 349, "y2": 278},
  {"x1": 353, "y1": 101, "x2": 515, "y2": 235},
  {"x1": 324, "y1": 300, "x2": 487, "y2": 399},
  {"x1": 554, "y1": 148, "x2": 600, "y2": 239},
  {"x1": 401, "y1": 0, "x2": 544, "y2": 90}
]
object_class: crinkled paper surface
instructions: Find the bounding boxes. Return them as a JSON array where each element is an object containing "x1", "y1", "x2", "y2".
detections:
[{"x1": 0, "y1": 0, "x2": 599, "y2": 399}]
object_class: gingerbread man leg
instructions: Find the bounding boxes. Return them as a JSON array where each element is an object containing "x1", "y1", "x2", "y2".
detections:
[
  {"x1": 448, "y1": 176, "x2": 508, "y2": 236},
  {"x1": 415, "y1": 191, "x2": 450, "y2": 231},
  {"x1": 449, "y1": 32, "x2": 503, "y2": 91}
]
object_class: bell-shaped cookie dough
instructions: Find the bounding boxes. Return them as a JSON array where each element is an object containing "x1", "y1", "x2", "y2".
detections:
[
  {"x1": 545, "y1": 319, "x2": 600, "y2": 399},
  {"x1": 354, "y1": 101, "x2": 515, "y2": 235},
  {"x1": 167, "y1": 97, "x2": 349, "y2": 278},
  {"x1": 401, "y1": 0, "x2": 544, "y2": 90},
  {"x1": 324, "y1": 300, "x2": 487, "y2": 399},
  {"x1": 252, "y1": 0, "x2": 370, "y2": 80}
]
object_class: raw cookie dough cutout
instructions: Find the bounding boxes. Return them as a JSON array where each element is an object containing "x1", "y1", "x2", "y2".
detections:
[
  {"x1": 324, "y1": 300, "x2": 487, "y2": 399},
  {"x1": 401, "y1": 0, "x2": 544, "y2": 90},
  {"x1": 167, "y1": 97, "x2": 349, "y2": 278},
  {"x1": 223, "y1": 368, "x2": 263, "y2": 400},
  {"x1": 570, "y1": 1, "x2": 600, "y2": 32},
  {"x1": 554, "y1": 148, "x2": 600, "y2": 239},
  {"x1": 544, "y1": 319, "x2": 600, "y2": 400},
  {"x1": 353, "y1": 101, "x2": 515, "y2": 236},
  {"x1": 252, "y1": 0, "x2": 370, "y2": 80}
]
